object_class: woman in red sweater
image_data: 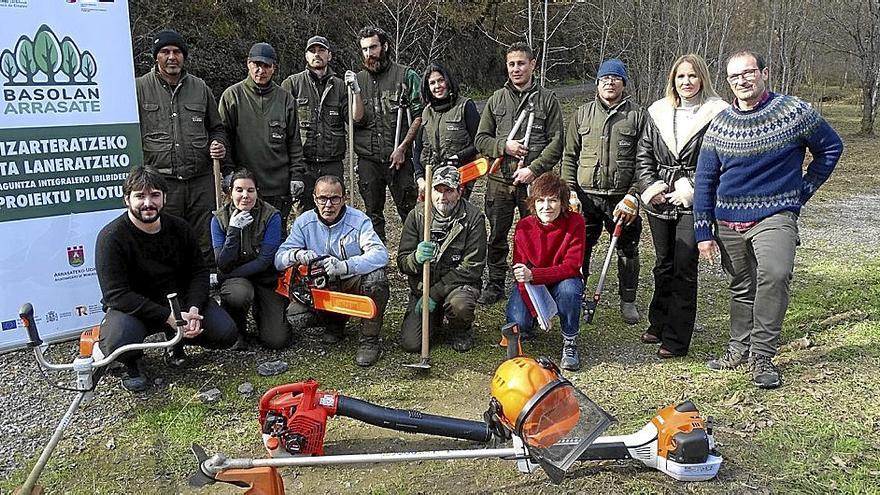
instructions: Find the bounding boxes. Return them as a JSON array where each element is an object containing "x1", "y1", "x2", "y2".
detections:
[{"x1": 506, "y1": 172, "x2": 586, "y2": 371}]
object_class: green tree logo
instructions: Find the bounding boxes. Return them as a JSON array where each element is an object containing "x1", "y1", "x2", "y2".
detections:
[{"x1": 2, "y1": 25, "x2": 97, "y2": 86}]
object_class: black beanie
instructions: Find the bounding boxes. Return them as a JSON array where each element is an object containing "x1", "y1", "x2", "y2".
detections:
[{"x1": 151, "y1": 30, "x2": 188, "y2": 59}]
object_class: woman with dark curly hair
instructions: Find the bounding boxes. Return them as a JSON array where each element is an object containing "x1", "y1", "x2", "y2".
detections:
[{"x1": 506, "y1": 172, "x2": 586, "y2": 370}]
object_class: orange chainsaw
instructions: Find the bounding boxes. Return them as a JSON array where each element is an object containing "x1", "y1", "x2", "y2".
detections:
[{"x1": 275, "y1": 256, "x2": 376, "y2": 319}]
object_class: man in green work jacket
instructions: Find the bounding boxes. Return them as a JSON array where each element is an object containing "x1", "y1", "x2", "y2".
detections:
[
  {"x1": 219, "y1": 42, "x2": 306, "y2": 231},
  {"x1": 353, "y1": 26, "x2": 422, "y2": 242},
  {"x1": 136, "y1": 29, "x2": 228, "y2": 265},
  {"x1": 474, "y1": 42, "x2": 564, "y2": 305}
]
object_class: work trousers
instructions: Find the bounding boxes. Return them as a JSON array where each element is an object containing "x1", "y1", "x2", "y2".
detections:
[
  {"x1": 299, "y1": 160, "x2": 345, "y2": 213},
  {"x1": 506, "y1": 278, "x2": 584, "y2": 338},
  {"x1": 286, "y1": 269, "x2": 389, "y2": 338},
  {"x1": 579, "y1": 191, "x2": 641, "y2": 302},
  {"x1": 399, "y1": 285, "x2": 479, "y2": 353},
  {"x1": 717, "y1": 211, "x2": 799, "y2": 358},
  {"x1": 163, "y1": 173, "x2": 217, "y2": 266},
  {"x1": 220, "y1": 276, "x2": 289, "y2": 349},
  {"x1": 100, "y1": 300, "x2": 237, "y2": 367},
  {"x1": 645, "y1": 213, "x2": 698, "y2": 355},
  {"x1": 263, "y1": 195, "x2": 293, "y2": 234},
  {"x1": 357, "y1": 157, "x2": 417, "y2": 242},
  {"x1": 485, "y1": 178, "x2": 530, "y2": 288}
]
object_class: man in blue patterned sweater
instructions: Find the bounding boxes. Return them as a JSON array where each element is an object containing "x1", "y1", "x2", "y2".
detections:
[{"x1": 693, "y1": 50, "x2": 843, "y2": 389}]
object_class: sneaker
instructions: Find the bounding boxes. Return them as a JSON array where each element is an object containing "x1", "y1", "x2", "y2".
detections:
[
  {"x1": 620, "y1": 301, "x2": 641, "y2": 324},
  {"x1": 477, "y1": 284, "x2": 504, "y2": 305},
  {"x1": 451, "y1": 333, "x2": 474, "y2": 353},
  {"x1": 750, "y1": 354, "x2": 781, "y2": 389},
  {"x1": 706, "y1": 349, "x2": 747, "y2": 371},
  {"x1": 122, "y1": 358, "x2": 148, "y2": 392},
  {"x1": 356, "y1": 335, "x2": 383, "y2": 367},
  {"x1": 560, "y1": 338, "x2": 581, "y2": 371}
]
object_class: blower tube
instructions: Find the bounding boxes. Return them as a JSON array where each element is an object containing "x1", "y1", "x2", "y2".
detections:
[{"x1": 336, "y1": 396, "x2": 493, "y2": 443}]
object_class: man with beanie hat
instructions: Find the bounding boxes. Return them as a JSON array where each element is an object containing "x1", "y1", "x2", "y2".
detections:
[
  {"x1": 561, "y1": 57, "x2": 646, "y2": 324},
  {"x1": 219, "y1": 42, "x2": 306, "y2": 232},
  {"x1": 474, "y1": 42, "x2": 564, "y2": 305},
  {"x1": 281, "y1": 35, "x2": 364, "y2": 213},
  {"x1": 136, "y1": 29, "x2": 228, "y2": 266},
  {"x1": 397, "y1": 165, "x2": 487, "y2": 353}
]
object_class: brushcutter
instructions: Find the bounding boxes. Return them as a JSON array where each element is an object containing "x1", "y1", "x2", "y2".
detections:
[
  {"x1": 16, "y1": 294, "x2": 186, "y2": 495},
  {"x1": 189, "y1": 324, "x2": 722, "y2": 493},
  {"x1": 275, "y1": 256, "x2": 377, "y2": 319},
  {"x1": 583, "y1": 219, "x2": 624, "y2": 324}
]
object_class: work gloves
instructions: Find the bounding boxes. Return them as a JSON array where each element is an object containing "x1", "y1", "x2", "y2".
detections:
[
  {"x1": 613, "y1": 194, "x2": 639, "y2": 225},
  {"x1": 320, "y1": 257, "x2": 349, "y2": 277},
  {"x1": 289, "y1": 180, "x2": 305, "y2": 200},
  {"x1": 293, "y1": 249, "x2": 319, "y2": 266},
  {"x1": 228, "y1": 210, "x2": 254, "y2": 229},
  {"x1": 568, "y1": 191, "x2": 581, "y2": 213},
  {"x1": 444, "y1": 154, "x2": 460, "y2": 168},
  {"x1": 344, "y1": 70, "x2": 360, "y2": 94},
  {"x1": 415, "y1": 295, "x2": 437, "y2": 313},
  {"x1": 414, "y1": 241, "x2": 437, "y2": 264},
  {"x1": 666, "y1": 177, "x2": 694, "y2": 208}
]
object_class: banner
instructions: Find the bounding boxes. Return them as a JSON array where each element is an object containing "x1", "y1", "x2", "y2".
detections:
[{"x1": 0, "y1": 0, "x2": 141, "y2": 352}]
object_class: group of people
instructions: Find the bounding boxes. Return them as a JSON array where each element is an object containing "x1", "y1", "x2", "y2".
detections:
[{"x1": 94, "y1": 26, "x2": 843, "y2": 393}]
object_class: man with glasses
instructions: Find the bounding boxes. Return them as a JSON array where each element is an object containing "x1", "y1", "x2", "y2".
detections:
[
  {"x1": 474, "y1": 42, "x2": 564, "y2": 305},
  {"x1": 561, "y1": 58, "x2": 645, "y2": 324},
  {"x1": 275, "y1": 175, "x2": 390, "y2": 366},
  {"x1": 219, "y1": 42, "x2": 306, "y2": 231},
  {"x1": 397, "y1": 166, "x2": 487, "y2": 353},
  {"x1": 695, "y1": 50, "x2": 843, "y2": 389}
]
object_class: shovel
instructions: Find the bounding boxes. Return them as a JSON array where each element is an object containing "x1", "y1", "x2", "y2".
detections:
[{"x1": 404, "y1": 162, "x2": 433, "y2": 370}]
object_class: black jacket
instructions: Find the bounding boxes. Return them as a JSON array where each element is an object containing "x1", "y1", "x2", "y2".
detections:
[{"x1": 636, "y1": 97, "x2": 727, "y2": 219}]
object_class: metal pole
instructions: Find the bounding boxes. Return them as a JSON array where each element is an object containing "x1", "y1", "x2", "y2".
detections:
[
  {"x1": 19, "y1": 392, "x2": 85, "y2": 494},
  {"x1": 348, "y1": 88, "x2": 357, "y2": 208}
]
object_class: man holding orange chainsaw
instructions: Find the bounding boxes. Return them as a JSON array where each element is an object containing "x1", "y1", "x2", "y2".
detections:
[
  {"x1": 274, "y1": 175, "x2": 389, "y2": 367},
  {"x1": 561, "y1": 58, "x2": 645, "y2": 324},
  {"x1": 474, "y1": 42, "x2": 564, "y2": 305}
]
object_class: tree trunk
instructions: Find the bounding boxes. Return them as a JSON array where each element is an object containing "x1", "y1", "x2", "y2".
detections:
[{"x1": 860, "y1": 73, "x2": 877, "y2": 135}]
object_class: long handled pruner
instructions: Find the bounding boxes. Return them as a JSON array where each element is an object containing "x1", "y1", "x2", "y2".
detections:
[
  {"x1": 583, "y1": 220, "x2": 623, "y2": 323},
  {"x1": 488, "y1": 93, "x2": 536, "y2": 176},
  {"x1": 404, "y1": 162, "x2": 433, "y2": 370}
]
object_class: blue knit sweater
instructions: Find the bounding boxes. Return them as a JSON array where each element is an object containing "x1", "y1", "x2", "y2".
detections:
[{"x1": 693, "y1": 93, "x2": 843, "y2": 242}]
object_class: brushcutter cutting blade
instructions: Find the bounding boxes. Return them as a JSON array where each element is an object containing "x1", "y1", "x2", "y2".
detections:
[{"x1": 188, "y1": 443, "x2": 216, "y2": 487}]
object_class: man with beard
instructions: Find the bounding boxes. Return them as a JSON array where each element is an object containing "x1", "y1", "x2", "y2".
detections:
[
  {"x1": 282, "y1": 36, "x2": 364, "y2": 212},
  {"x1": 220, "y1": 42, "x2": 306, "y2": 230},
  {"x1": 474, "y1": 42, "x2": 565, "y2": 305},
  {"x1": 136, "y1": 29, "x2": 228, "y2": 265},
  {"x1": 95, "y1": 167, "x2": 237, "y2": 392},
  {"x1": 275, "y1": 175, "x2": 390, "y2": 367},
  {"x1": 397, "y1": 166, "x2": 487, "y2": 353},
  {"x1": 353, "y1": 26, "x2": 422, "y2": 242}
]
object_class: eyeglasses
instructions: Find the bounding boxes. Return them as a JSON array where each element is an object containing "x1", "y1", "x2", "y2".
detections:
[
  {"x1": 314, "y1": 195, "x2": 344, "y2": 206},
  {"x1": 598, "y1": 76, "x2": 623, "y2": 85},
  {"x1": 726, "y1": 68, "x2": 761, "y2": 84}
]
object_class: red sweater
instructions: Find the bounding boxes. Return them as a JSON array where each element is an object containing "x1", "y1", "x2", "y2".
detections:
[{"x1": 512, "y1": 212, "x2": 585, "y2": 285}]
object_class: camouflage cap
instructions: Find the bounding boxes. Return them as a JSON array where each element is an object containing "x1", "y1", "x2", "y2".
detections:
[{"x1": 432, "y1": 165, "x2": 460, "y2": 189}]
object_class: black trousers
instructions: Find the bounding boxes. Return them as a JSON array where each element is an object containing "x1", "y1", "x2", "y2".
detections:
[
  {"x1": 100, "y1": 300, "x2": 237, "y2": 367},
  {"x1": 484, "y1": 178, "x2": 529, "y2": 288},
  {"x1": 163, "y1": 174, "x2": 216, "y2": 266},
  {"x1": 645, "y1": 213, "x2": 698, "y2": 354},
  {"x1": 357, "y1": 157, "x2": 417, "y2": 242},
  {"x1": 220, "y1": 277, "x2": 289, "y2": 349},
  {"x1": 579, "y1": 192, "x2": 641, "y2": 302},
  {"x1": 263, "y1": 194, "x2": 293, "y2": 234}
]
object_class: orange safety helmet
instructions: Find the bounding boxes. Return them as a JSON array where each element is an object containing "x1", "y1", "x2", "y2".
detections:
[{"x1": 490, "y1": 356, "x2": 561, "y2": 429}]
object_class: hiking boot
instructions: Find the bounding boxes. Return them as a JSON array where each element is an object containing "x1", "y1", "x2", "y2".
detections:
[
  {"x1": 321, "y1": 325, "x2": 344, "y2": 344},
  {"x1": 477, "y1": 284, "x2": 504, "y2": 305},
  {"x1": 706, "y1": 349, "x2": 748, "y2": 371},
  {"x1": 164, "y1": 346, "x2": 188, "y2": 368},
  {"x1": 122, "y1": 358, "x2": 148, "y2": 392},
  {"x1": 356, "y1": 335, "x2": 382, "y2": 367},
  {"x1": 750, "y1": 354, "x2": 781, "y2": 389},
  {"x1": 559, "y1": 337, "x2": 581, "y2": 371},
  {"x1": 230, "y1": 335, "x2": 249, "y2": 351},
  {"x1": 452, "y1": 333, "x2": 474, "y2": 353},
  {"x1": 620, "y1": 301, "x2": 641, "y2": 324}
]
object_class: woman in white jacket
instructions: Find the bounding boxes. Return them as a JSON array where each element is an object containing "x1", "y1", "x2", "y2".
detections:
[{"x1": 635, "y1": 54, "x2": 728, "y2": 358}]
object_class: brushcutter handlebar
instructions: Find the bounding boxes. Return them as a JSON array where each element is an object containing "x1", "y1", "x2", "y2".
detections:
[{"x1": 19, "y1": 302, "x2": 41, "y2": 348}]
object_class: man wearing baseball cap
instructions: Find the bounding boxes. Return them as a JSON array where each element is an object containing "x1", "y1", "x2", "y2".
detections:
[
  {"x1": 281, "y1": 36, "x2": 364, "y2": 212},
  {"x1": 135, "y1": 29, "x2": 228, "y2": 266},
  {"x1": 561, "y1": 57, "x2": 645, "y2": 325},
  {"x1": 219, "y1": 42, "x2": 306, "y2": 231},
  {"x1": 397, "y1": 165, "x2": 487, "y2": 353}
]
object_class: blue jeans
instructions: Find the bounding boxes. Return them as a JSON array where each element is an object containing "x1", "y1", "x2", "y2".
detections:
[{"x1": 506, "y1": 277, "x2": 584, "y2": 338}]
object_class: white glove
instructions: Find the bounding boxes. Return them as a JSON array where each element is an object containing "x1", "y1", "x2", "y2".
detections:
[
  {"x1": 666, "y1": 177, "x2": 694, "y2": 207},
  {"x1": 209, "y1": 273, "x2": 219, "y2": 287},
  {"x1": 290, "y1": 180, "x2": 305, "y2": 200},
  {"x1": 640, "y1": 181, "x2": 668, "y2": 206},
  {"x1": 228, "y1": 210, "x2": 254, "y2": 229},
  {"x1": 344, "y1": 70, "x2": 360, "y2": 94},
  {"x1": 613, "y1": 194, "x2": 639, "y2": 225},
  {"x1": 320, "y1": 257, "x2": 348, "y2": 277},
  {"x1": 569, "y1": 191, "x2": 581, "y2": 212},
  {"x1": 294, "y1": 249, "x2": 320, "y2": 266}
]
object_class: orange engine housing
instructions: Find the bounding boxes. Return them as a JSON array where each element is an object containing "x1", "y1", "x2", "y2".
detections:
[
  {"x1": 652, "y1": 402, "x2": 706, "y2": 460},
  {"x1": 259, "y1": 380, "x2": 339, "y2": 456}
]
